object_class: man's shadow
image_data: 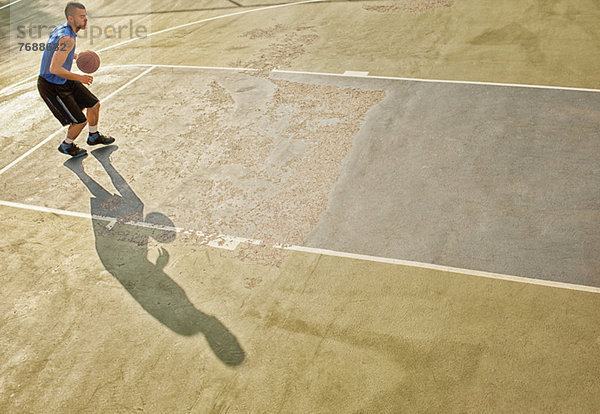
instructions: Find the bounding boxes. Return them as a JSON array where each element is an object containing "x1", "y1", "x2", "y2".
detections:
[{"x1": 64, "y1": 146, "x2": 244, "y2": 366}]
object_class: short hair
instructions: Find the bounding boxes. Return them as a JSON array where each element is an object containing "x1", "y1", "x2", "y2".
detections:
[{"x1": 65, "y1": 2, "x2": 85, "y2": 19}]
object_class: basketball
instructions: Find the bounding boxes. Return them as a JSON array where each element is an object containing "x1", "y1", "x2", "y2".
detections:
[{"x1": 76, "y1": 50, "x2": 100, "y2": 74}]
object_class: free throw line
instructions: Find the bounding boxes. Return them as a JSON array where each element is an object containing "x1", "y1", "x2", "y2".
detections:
[
  {"x1": 98, "y1": 64, "x2": 600, "y2": 93},
  {"x1": 271, "y1": 69, "x2": 600, "y2": 93}
]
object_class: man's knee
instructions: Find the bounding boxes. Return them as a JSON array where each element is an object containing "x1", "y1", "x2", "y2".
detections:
[
  {"x1": 91, "y1": 101, "x2": 100, "y2": 110},
  {"x1": 71, "y1": 120, "x2": 88, "y2": 128}
]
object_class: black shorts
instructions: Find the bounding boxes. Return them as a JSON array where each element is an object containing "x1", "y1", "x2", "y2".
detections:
[{"x1": 37, "y1": 76, "x2": 99, "y2": 126}]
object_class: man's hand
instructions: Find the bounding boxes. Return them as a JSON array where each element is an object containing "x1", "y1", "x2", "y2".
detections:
[{"x1": 79, "y1": 74, "x2": 93, "y2": 85}]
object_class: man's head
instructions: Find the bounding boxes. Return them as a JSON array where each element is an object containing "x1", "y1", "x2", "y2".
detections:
[{"x1": 65, "y1": 2, "x2": 87, "y2": 31}]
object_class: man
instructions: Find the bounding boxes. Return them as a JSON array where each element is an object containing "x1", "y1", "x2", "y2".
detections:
[{"x1": 38, "y1": 1, "x2": 114, "y2": 158}]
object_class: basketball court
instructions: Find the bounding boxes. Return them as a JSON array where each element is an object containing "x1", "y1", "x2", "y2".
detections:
[{"x1": 1, "y1": 0, "x2": 599, "y2": 411}]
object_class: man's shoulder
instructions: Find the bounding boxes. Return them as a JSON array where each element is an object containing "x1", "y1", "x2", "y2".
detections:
[
  {"x1": 52, "y1": 22, "x2": 75, "y2": 38},
  {"x1": 52, "y1": 22, "x2": 68, "y2": 34}
]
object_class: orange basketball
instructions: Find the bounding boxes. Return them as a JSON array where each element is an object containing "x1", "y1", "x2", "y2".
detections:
[{"x1": 76, "y1": 50, "x2": 100, "y2": 74}]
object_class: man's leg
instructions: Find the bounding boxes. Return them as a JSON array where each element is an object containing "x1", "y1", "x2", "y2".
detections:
[
  {"x1": 86, "y1": 101, "x2": 115, "y2": 146},
  {"x1": 87, "y1": 101, "x2": 99, "y2": 128},
  {"x1": 59, "y1": 120, "x2": 88, "y2": 157},
  {"x1": 67, "y1": 120, "x2": 87, "y2": 141}
]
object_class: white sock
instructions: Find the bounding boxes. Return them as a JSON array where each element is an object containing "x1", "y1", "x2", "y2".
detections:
[
  {"x1": 64, "y1": 137, "x2": 74, "y2": 145},
  {"x1": 89, "y1": 125, "x2": 98, "y2": 134}
]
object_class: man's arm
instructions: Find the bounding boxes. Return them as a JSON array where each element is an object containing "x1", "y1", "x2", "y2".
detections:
[{"x1": 49, "y1": 36, "x2": 93, "y2": 85}]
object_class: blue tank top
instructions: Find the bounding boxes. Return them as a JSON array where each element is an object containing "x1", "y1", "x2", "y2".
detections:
[{"x1": 39, "y1": 23, "x2": 77, "y2": 84}]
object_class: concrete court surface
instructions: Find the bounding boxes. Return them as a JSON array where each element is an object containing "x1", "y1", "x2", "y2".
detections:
[
  {"x1": 1, "y1": 206, "x2": 600, "y2": 412},
  {"x1": 1, "y1": 0, "x2": 600, "y2": 412},
  {"x1": 0, "y1": 66, "x2": 599, "y2": 412}
]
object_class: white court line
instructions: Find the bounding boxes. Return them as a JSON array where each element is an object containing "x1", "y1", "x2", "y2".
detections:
[
  {"x1": 286, "y1": 246, "x2": 600, "y2": 294},
  {"x1": 103, "y1": 64, "x2": 600, "y2": 92},
  {"x1": 96, "y1": 65, "x2": 155, "y2": 100},
  {"x1": 344, "y1": 71, "x2": 369, "y2": 77},
  {"x1": 272, "y1": 69, "x2": 600, "y2": 93},
  {"x1": 93, "y1": 64, "x2": 600, "y2": 93},
  {"x1": 7, "y1": 65, "x2": 600, "y2": 93},
  {"x1": 95, "y1": 0, "x2": 324, "y2": 53},
  {"x1": 0, "y1": 65, "x2": 250, "y2": 96},
  {"x1": 1, "y1": 198, "x2": 599, "y2": 294},
  {"x1": 101, "y1": 64, "x2": 258, "y2": 72},
  {"x1": 0, "y1": 66, "x2": 155, "y2": 176},
  {"x1": 0, "y1": 200, "x2": 256, "y2": 250},
  {"x1": 0, "y1": 74, "x2": 38, "y2": 95},
  {"x1": 0, "y1": 0, "x2": 24, "y2": 11}
]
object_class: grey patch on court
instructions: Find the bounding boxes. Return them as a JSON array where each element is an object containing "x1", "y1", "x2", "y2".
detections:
[{"x1": 270, "y1": 72, "x2": 600, "y2": 287}]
